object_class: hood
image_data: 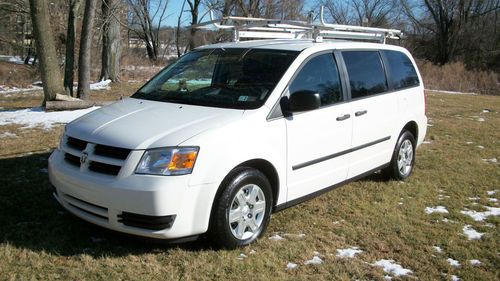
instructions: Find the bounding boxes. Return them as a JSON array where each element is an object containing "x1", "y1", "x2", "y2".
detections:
[{"x1": 66, "y1": 98, "x2": 244, "y2": 149}]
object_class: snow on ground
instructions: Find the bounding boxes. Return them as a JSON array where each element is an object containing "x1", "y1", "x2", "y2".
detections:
[
  {"x1": 304, "y1": 255, "x2": 323, "y2": 265},
  {"x1": 476, "y1": 118, "x2": 485, "y2": 122},
  {"x1": 237, "y1": 253, "x2": 247, "y2": 260},
  {"x1": 286, "y1": 262, "x2": 298, "y2": 270},
  {"x1": 282, "y1": 233, "x2": 306, "y2": 238},
  {"x1": 0, "y1": 55, "x2": 25, "y2": 64},
  {"x1": 268, "y1": 234, "x2": 284, "y2": 241},
  {"x1": 487, "y1": 190, "x2": 497, "y2": 196},
  {"x1": 336, "y1": 247, "x2": 363, "y2": 258},
  {"x1": 433, "y1": 246, "x2": 443, "y2": 253},
  {"x1": 468, "y1": 197, "x2": 480, "y2": 201},
  {"x1": 426, "y1": 89, "x2": 477, "y2": 95},
  {"x1": 447, "y1": 258, "x2": 461, "y2": 268},
  {"x1": 425, "y1": 206, "x2": 449, "y2": 214},
  {"x1": 469, "y1": 259, "x2": 481, "y2": 266},
  {"x1": 488, "y1": 198, "x2": 498, "y2": 203},
  {"x1": 451, "y1": 275, "x2": 461, "y2": 281},
  {"x1": 0, "y1": 85, "x2": 43, "y2": 94},
  {"x1": 0, "y1": 132, "x2": 17, "y2": 138},
  {"x1": 463, "y1": 225, "x2": 484, "y2": 240},
  {"x1": 482, "y1": 158, "x2": 498, "y2": 164},
  {"x1": 423, "y1": 140, "x2": 432, "y2": 144},
  {"x1": 0, "y1": 107, "x2": 99, "y2": 129},
  {"x1": 373, "y1": 260, "x2": 413, "y2": 277},
  {"x1": 476, "y1": 145, "x2": 485, "y2": 149},
  {"x1": 90, "y1": 79, "x2": 112, "y2": 90},
  {"x1": 461, "y1": 206, "x2": 500, "y2": 221}
]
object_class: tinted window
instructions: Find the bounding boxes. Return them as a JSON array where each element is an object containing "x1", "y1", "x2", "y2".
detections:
[
  {"x1": 289, "y1": 53, "x2": 343, "y2": 106},
  {"x1": 383, "y1": 50, "x2": 419, "y2": 89},
  {"x1": 342, "y1": 51, "x2": 388, "y2": 99}
]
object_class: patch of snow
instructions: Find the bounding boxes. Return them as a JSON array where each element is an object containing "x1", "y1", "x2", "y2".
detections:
[
  {"x1": 286, "y1": 262, "x2": 298, "y2": 270},
  {"x1": 0, "y1": 132, "x2": 17, "y2": 138},
  {"x1": 383, "y1": 275, "x2": 392, "y2": 280},
  {"x1": 0, "y1": 85, "x2": 43, "y2": 94},
  {"x1": 468, "y1": 197, "x2": 480, "y2": 201},
  {"x1": 476, "y1": 145, "x2": 484, "y2": 149},
  {"x1": 488, "y1": 198, "x2": 498, "y2": 203},
  {"x1": 425, "y1": 206, "x2": 449, "y2": 214},
  {"x1": 268, "y1": 234, "x2": 284, "y2": 241},
  {"x1": 423, "y1": 141, "x2": 432, "y2": 144},
  {"x1": 283, "y1": 233, "x2": 306, "y2": 238},
  {"x1": 0, "y1": 106, "x2": 99, "y2": 129},
  {"x1": 477, "y1": 118, "x2": 485, "y2": 122},
  {"x1": 237, "y1": 253, "x2": 247, "y2": 260},
  {"x1": 451, "y1": 275, "x2": 461, "y2": 281},
  {"x1": 463, "y1": 225, "x2": 484, "y2": 240},
  {"x1": 336, "y1": 247, "x2": 363, "y2": 258},
  {"x1": 469, "y1": 259, "x2": 481, "y2": 266},
  {"x1": 426, "y1": 89, "x2": 477, "y2": 95},
  {"x1": 373, "y1": 259, "x2": 413, "y2": 277},
  {"x1": 433, "y1": 246, "x2": 443, "y2": 253},
  {"x1": 249, "y1": 250, "x2": 256, "y2": 254},
  {"x1": 304, "y1": 255, "x2": 323, "y2": 265},
  {"x1": 487, "y1": 190, "x2": 497, "y2": 195},
  {"x1": 482, "y1": 109, "x2": 491, "y2": 113},
  {"x1": 465, "y1": 141, "x2": 474, "y2": 144},
  {"x1": 427, "y1": 124, "x2": 434, "y2": 127},
  {"x1": 447, "y1": 258, "x2": 460, "y2": 268},
  {"x1": 482, "y1": 158, "x2": 498, "y2": 164},
  {"x1": 461, "y1": 207, "x2": 500, "y2": 221},
  {"x1": 90, "y1": 79, "x2": 112, "y2": 90},
  {"x1": 442, "y1": 218, "x2": 456, "y2": 223}
]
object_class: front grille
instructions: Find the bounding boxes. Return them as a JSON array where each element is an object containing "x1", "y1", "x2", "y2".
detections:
[
  {"x1": 118, "y1": 212, "x2": 176, "y2": 230},
  {"x1": 62, "y1": 136, "x2": 130, "y2": 177},
  {"x1": 88, "y1": 161, "x2": 121, "y2": 176},
  {"x1": 67, "y1": 137, "x2": 88, "y2": 151},
  {"x1": 94, "y1": 144, "x2": 131, "y2": 160},
  {"x1": 64, "y1": 153, "x2": 81, "y2": 167}
]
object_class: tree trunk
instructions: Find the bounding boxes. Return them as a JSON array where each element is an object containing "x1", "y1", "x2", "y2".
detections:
[
  {"x1": 64, "y1": 0, "x2": 80, "y2": 97},
  {"x1": 100, "y1": 0, "x2": 122, "y2": 82},
  {"x1": 77, "y1": 0, "x2": 97, "y2": 100},
  {"x1": 46, "y1": 100, "x2": 113, "y2": 111},
  {"x1": 28, "y1": 0, "x2": 65, "y2": 105}
]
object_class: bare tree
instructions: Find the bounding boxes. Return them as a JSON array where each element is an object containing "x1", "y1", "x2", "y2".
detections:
[
  {"x1": 127, "y1": 0, "x2": 169, "y2": 61},
  {"x1": 187, "y1": 0, "x2": 202, "y2": 50},
  {"x1": 28, "y1": 0, "x2": 65, "y2": 104},
  {"x1": 100, "y1": 0, "x2": 122, "y2": 82},
  {"x1": 64, "y1": 0, "x2": 80, "y2": 97},
  {"x1": 77, "y1": 0, "x2": 97, "y2": 100}
]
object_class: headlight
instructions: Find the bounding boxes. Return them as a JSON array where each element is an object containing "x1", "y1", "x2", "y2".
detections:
[{"x1": 135, "y1": 147, "x2": 199, "y2": 176}]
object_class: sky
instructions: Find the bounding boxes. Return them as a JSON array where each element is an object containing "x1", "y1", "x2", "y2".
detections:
[{"x1": 158, "y1": 0, "x2": 316, "y2": 27}]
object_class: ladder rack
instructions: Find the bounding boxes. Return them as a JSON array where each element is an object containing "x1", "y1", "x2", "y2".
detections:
[{"x1": 192, "y1": 6, "x2": 402, "y2": 44}]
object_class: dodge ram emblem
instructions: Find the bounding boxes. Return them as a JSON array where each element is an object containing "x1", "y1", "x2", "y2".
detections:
[{"x1": 80, "y1": 151, "x2": 88, "y2": 165}]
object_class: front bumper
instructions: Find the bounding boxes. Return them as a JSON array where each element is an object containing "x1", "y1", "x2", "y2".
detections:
[{"x1": 49, "y1": 149, "x2": 216, "y2": 239}]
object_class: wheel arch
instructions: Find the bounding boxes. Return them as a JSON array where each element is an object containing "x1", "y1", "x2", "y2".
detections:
[{"x1": 402, "y1": 120, "x2": 418, "y2": 140}]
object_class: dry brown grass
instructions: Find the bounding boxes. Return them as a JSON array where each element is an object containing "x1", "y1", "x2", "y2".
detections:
[
  {"x1": 418, "y1": 60, "x2": 499, "y2": 95},
  {"x1": 0, "y1": 61, "x2": 39, "y2": 88},
  {"x1": 0, "y1": 90, "x2": 498, "y2": 280}
]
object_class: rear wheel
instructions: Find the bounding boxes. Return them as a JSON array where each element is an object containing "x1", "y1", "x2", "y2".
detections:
[
  {"x1": 209, "y1": 168, "x2": 273, "y2": 249},
  {"x1": 383, "y1": 130, "x2": 416, "y2": 180}
]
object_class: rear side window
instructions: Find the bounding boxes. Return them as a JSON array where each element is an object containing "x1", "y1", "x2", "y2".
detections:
[
  {"x1": 342, "y1": 51, "x2": 388, "y2": 99},
  {"x1": 383, "y1": 50, "x2": 420, "y2": 89},
  {"x1": 289, "y1": 53, "x2": 343, "y2": 106}
]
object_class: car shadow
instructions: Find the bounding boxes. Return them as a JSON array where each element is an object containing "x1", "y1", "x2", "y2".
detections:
[{"x1": 0, "y1": 152, "x2": 212, "y2": 257}]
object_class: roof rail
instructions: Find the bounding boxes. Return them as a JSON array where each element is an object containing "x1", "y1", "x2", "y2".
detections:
[{"x1": 192, "y1": 6, "x2": 402, "y2": 44}]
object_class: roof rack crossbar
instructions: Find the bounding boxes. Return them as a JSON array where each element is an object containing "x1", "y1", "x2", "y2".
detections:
[{"x1": 193, "y1": 7, "x2": 402, "y2": 44}]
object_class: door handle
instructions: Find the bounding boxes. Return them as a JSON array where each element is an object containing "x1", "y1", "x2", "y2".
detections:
[
  {"x1": 355, "y1": 110, "x2": 367, "y2": 117},
  {"x1": 336, "y1": 114, "x2": 351, "y2": 121}
]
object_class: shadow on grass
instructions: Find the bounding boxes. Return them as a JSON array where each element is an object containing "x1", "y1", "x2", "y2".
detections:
[{"x1": 0, "y1": 152, "x2": 210, "y2": 257}]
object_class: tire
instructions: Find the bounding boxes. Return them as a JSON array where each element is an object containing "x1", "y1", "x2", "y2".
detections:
[
  {"x1": 383, "y1": 130, "x2": 416, "y2": 181},
  {"x1": 209, "y1": 167, "x2": 273, "y2": 249}
]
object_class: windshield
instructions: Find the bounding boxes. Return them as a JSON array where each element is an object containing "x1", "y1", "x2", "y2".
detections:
[{"x1": 132, "y1": 48, "x2": 299, "y2": 109}]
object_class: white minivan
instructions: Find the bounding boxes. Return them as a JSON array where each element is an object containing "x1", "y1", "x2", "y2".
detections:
[{"x1": 49, "y1": 36, "x2": 426, "y2": 248}]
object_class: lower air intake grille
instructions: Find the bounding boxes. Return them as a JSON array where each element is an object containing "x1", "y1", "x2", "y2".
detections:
[{"x1": 118, "y1": 212, "x2": 176, "y2": 230}]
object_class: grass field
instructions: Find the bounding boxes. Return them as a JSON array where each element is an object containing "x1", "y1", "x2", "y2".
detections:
[{"x1": 0, "y1": 88, "x2": 498, "y2": 280}]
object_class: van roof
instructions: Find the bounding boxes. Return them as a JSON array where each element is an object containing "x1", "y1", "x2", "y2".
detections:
[{"x1": 195, "y1": 39, "x2": 407, "y2": 52}]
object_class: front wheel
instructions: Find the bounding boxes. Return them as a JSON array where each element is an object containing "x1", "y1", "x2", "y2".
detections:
[
  {"x1": 383, "y1": 130, "x2": 416, "y2": 180},
  {"x1": 209, "y1": 168, "x2": 273, "y2": 249}
]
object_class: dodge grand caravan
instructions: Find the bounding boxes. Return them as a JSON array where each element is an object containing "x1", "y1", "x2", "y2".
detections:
[{"x1": 49, "y1": 38, "x2": 427, "y2": 248}]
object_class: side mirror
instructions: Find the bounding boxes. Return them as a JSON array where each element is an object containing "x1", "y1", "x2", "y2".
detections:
[{"x1": 287, "y1": 90, "x2": 321, "y2": 113}]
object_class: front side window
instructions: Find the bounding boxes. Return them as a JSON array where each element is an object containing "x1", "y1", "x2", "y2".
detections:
[
  {"x1": 289, "y1": 53, "x2": 343, "y2": 106},
  {"x1": 383, "y1": 50, "x2": 420, "y2": 90},
  {"x1": 133, "y1": 48, "x2": 298, "y2": 109},
  {"x1": 342, "y1": 51, "x2": 388, "y2": 99}
]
